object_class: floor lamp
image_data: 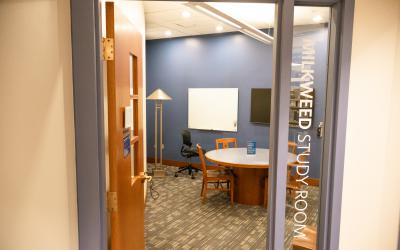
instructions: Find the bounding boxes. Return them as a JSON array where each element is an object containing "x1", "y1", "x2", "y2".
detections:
[{"x1": 147, "y1": 88, "x2": 172, "y2": 177}]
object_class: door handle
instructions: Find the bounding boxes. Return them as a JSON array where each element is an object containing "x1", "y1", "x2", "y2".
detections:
[
  {"x1": 139, "y1": 172, "x2": 152, "y2": 182},
  {"x1": 131, "y1": 172, "x2": 152, "y2": 186}
]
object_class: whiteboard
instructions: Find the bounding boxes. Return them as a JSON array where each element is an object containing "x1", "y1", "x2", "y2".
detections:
[{"x1": 188, "y1": 88, "x2": 238, "y2": 132}]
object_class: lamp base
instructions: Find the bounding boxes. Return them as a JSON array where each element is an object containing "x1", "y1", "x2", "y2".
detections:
[{"x1": 153, "y1": 163, "x2": 166, "y2": 178}]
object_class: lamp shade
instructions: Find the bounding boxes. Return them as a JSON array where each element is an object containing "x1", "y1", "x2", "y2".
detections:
[{"x1": 147, "y1": 88, "x2": 172, "y2": 101}]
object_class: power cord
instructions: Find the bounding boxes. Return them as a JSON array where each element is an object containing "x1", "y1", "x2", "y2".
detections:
[{"x1": 145, "y1": 172, "x2": 159, "y2": 200}]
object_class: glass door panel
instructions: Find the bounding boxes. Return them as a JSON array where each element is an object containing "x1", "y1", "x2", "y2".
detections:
[
  {"x1": 285, "y1": 5, "x2": 331, "y2": 250},
  {"x1": 130, "y1": 53, "x2": 140, "y2": 177}
]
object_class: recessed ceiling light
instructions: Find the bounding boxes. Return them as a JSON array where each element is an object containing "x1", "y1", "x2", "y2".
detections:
[
  {"x1": 312, "y1": 15, "x2": 323, "y2": 23},
  {"x1": 165, "y1": 30, "x2": 172, "y2": 37},
  {"x1": 182, "y1": 10, "x2": 191, "y2": 18},
  {"x1": 216, "y1": 25, "x2": 224, "y2": 32}
]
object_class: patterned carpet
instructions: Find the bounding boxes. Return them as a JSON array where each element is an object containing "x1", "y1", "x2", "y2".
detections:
[{"x1": 145, "y1": 164, "x2": 319, "y2": 250}]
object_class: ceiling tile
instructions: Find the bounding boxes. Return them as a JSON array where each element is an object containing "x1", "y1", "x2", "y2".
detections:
[{"x1": 143, "y1": 1, "x2": 330, "y2": 40}]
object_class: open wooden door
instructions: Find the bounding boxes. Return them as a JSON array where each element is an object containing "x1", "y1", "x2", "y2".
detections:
[{"x1": 105, "y1": 2, "x2": 146, "y2": 250}]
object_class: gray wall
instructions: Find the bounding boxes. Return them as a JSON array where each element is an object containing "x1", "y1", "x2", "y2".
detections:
[{"x1": 146, "y1": 25, "x2": 328, "y2": 178}]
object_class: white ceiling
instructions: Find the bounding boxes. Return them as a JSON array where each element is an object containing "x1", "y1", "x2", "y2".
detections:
[{"x1": 144, "y1": 1, "x2": 330, "y2": 40}]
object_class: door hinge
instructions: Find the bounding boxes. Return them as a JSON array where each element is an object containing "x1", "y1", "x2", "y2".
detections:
[
  {"x1": 102, "y1": 37, "x2": 114, "y2": 61},
  {"x1": 107, "y1": 191, "x2": 118, "y2": 212}
]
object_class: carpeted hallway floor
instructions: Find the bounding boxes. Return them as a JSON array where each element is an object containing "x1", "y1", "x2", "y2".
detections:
[{"x1": 145, "y1": 164, "x2": 319, "y2": 250}]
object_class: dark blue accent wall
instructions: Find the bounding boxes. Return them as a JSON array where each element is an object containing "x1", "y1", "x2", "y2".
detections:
[{"x1": 146, "y1": 25, "x2": 328, "y2": 178}]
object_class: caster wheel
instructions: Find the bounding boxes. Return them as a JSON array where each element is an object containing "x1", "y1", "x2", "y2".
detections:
[
  {"x1": 174, "y1": 173, "x2": 178, "y2": 177},
  {"x1": 191, "y1": 175, "x2": 195, "y2": 179}
]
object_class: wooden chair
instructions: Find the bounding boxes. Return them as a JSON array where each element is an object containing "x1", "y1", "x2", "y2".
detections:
[
  {"x1": 197, "y1": 144, "x2": 235, "y2": 206},
  {"x1": 286, "y1": 141, "x2": 301, "y2": 201},
  {"x1": 215, "y1": 138, "x2": 237, "y2": 176},
  {"x1": 264, "y1": 172, "x2": 300, "y2": 208},
  {"x1": 215, "y1": 138, "x2": 237, "y2": 149},
  {"x1": 263, "y1": 141, "x2": 304, "y2": 208},
  {"x1": 292, "y1": 226, "x2": 317, "y2": 250},
  {"x1": 287, "y1": 140, "x2": 297, "y2": 180},
  {"x1": 286, "y1": 148, "x2": 311, "y2": 203},
  {"x1": 288, "y1": 141, "x2": 297, "y2": 153}
]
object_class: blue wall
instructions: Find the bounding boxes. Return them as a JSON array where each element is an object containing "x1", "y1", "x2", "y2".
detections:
[{"x1": 146, "y1": 25, "x2": 328, "y2": 178}]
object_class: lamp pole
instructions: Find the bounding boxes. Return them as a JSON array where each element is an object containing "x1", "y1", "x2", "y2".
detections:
[
  {"x1": 154, "y1": 101, "x2": 163, "y2": 170},
  {"x1": 147, "y1": 89, "x2": 172, "y2": 177}
]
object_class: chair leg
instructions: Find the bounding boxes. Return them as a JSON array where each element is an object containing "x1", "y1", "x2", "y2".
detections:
[
  {"x1": 290, "y1": 189, "x2": 296, "y2": 204},
  {"x1": 200, "y1": 181, "x2": 205, "y2": 197},
  {"x1": 291, "y1": 190, "x2": 294, "y2": 204},
  {"x1": 174, "y1": 164, "x2": 190, "y2": 177},
  {"x1": 264, "y1": 177, "x2": 268, "y2": 208},
  {"x1": 230, "y1": 179, "x2": 234, "y2": 206},
  {"x1": 202, "y1": 183, "x2": 208, "y2": 201}
]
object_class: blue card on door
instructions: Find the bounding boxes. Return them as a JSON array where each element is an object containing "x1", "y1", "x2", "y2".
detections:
[
  {"x1": 123, "y1": 129, "x2": 131, "y2": 158},
  {"x1": 247, "y1": 141, "x2": 256, "y2": 155}
]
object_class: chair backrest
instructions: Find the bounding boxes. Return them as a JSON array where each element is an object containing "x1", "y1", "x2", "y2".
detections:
[
  {"x1": 196, "y1": 144, "x2": 208, "y2": 174},
  {"x1": 182, "y1": 130, "x2": 192, "y2": 147},
  {"x1": 287, "y1": 141, "x2": 298, "y2": 170},
  {"x1": 288, "y1": 141, "x2": 297, "y2": 153},
  {"x1": 215, "y1": 138, "x2": 237, "y2": 149},
  {"x1": 298, "y1": 150, "x2": 310, "y2": 163}
]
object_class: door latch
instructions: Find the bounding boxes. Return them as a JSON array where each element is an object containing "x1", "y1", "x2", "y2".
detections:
[{"x1": 317, "y1": 122, "x2": 324, "y2": 138}]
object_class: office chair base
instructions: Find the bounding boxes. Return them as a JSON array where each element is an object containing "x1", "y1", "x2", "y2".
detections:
[
  {"x1": 174, "y1": 173, "x2": 195, "y2": 179},
  {"x1": 175, "y1": 165, "x2": 198, "y2": 179}
]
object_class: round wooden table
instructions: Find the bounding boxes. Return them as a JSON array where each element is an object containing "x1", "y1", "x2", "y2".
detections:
[{"x1": 205, "y1": 148, "x2": 297, "y2": 206}]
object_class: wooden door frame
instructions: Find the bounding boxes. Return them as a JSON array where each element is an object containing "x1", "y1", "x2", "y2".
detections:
[{"x1": 70, "y1": 0, "x2": 354, "y2": 249}]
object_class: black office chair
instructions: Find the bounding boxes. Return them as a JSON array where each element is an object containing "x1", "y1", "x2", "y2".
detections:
[{"x1": 174, "y1": 130, "x2": 203, "y2": 179}]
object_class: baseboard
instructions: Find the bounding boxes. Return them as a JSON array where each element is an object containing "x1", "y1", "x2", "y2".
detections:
[
  {"x1": 147, "y1": 157, "x2": 320, "y2": 187},
  {"x1": 147, "y1": 157, "x2": 202, "y2": 169}
]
